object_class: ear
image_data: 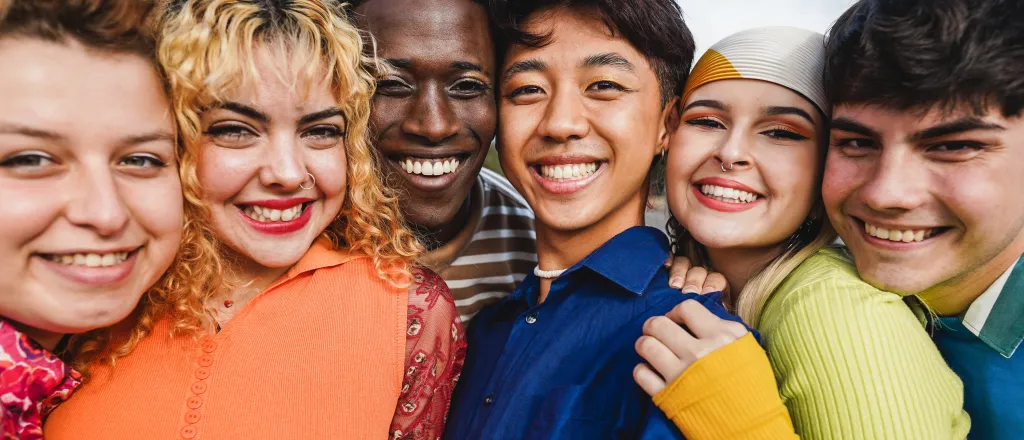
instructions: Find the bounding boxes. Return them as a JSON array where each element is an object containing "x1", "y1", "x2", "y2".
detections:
[{"x1": 658, "y1": 96, "x2": 681, "y2": 154}]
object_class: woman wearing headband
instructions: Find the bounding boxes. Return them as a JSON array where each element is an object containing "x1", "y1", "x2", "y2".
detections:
[
  {"x1": 633, "y1": 27, "x2": 969, "y2": 439},
  {"x1": 46, "y1": 1, "x2": 463, "y2": 439},
  {"x1": 0, "y1": 1, "x2": 188, "y2": 437}
]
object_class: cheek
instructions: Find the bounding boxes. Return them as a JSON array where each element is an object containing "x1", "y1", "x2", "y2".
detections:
[
  {"x1": 198, "y1": 147, "x2": 259, "y2": 203},
  {"x1": 821, "y1": 152, "x2": 860, "y2": 211},
  {"x1": 309, "y1": 149, "x2": 348, "y2": 200},
  {"x1": 457, "y1": 100, "x2": 497, "y2": 147},
  {"x1": 369, "y1": 97, "x2": 404, "y2": 136},
  {"x1": 123, "y1": 175, "x2": 184, "y2": 244},
  {"x1": 0, "y1": 184, "x2": 63, "y2": 251}
]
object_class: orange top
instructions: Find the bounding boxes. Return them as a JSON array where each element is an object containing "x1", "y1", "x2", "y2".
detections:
[{"x1": 46, "y1": 240, "x2": 410, "y2": 440}]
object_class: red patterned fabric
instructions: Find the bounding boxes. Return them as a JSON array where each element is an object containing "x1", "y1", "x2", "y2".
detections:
[
  {"x1": 389, "y1": 267, "x2": 467, "y2": 440},
  {"x1": 0, "y1": 320, "x2": 80, "y2": 440}
]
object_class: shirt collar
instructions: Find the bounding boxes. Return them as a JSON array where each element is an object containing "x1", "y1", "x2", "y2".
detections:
[
  {"x1": 576, "y1": 226, "x2": 671, "y2": 295},
  {"x1": 266, "y1": 238, "x2": 361, "y2": 292},
  {"x1": 960, "y1": 254, "x2": 1024, "y2": 357}
]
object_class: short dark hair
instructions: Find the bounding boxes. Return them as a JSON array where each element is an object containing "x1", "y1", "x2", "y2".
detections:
[
  {"x1": 826, "y1": 0, "x2": 1024, "y2": 117},
  {"x1": 489, "y1": 0, "x2": 694, "y2": 105},
  {"x1": 0, "y1": 0, "x2": 159, "y2": 59}
]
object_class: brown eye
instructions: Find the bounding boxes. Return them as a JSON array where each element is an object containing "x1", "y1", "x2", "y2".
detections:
[
  {"x1": 302, "y1": 125, "x2": 344, "y2": 148},
  {"x1": 205, "y1": 124, "x2": 257, "y2": 146}
]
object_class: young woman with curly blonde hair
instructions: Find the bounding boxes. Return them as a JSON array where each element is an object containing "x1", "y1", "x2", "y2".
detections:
[{"x1": 46, "y1": 1, "x2": 464, "y2": 439}]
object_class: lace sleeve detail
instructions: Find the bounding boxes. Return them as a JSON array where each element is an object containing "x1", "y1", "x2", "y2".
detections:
[{"x1": 389, "y1": 267, "x2": 467, "y2": 440}]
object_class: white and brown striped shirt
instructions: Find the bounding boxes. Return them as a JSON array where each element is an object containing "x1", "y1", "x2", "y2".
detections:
[{"x1": 419, "y1": 169, "x2": 536, "y2": 322}]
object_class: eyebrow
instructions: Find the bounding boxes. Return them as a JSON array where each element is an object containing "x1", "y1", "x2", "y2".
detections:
[
  {"x1": 298, "y1": 107, "x2": 345, "y2": 126},
  {"x1": 451, "y1": 61, "x2": 486, "y2": 73},
  {"x1": 910, "y1": 117, "x2": 1005, "y2": 141},
  {"x1": 218, "y1": 102, "x2": 270, "y2": 123},
  {"x1": 0, "y1": 122, "x2": 172, "y2": 146},
  {"x1": 765, "y1": 106, "x2": 816, "y2": 125},
  {"x1": 581, "y1": 52, "x2": 635, "y2": 72},
  {"x1": 830, "y1": 117, "x2": 880, "y2": 138},
  {"x1": 384, "y1": 58, "x2": 413, "y2": 70},
  {"x1": 502, "y1": 59, "x2": 546, "y2": 83},
  {"x1": 682, "y1": 99, "x2": 729, "y2": 112},
  {"x1": 0, "y1": 123, "x2": 64, "y2": 141}
]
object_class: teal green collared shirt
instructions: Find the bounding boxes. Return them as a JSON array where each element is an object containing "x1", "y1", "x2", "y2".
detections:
[{"x1": 933, "y1": 255, "x2": 1024, "y2": 439}]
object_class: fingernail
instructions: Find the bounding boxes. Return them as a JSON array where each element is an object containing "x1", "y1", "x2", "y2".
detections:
[
  {"x1": 682, "y1": 285, "x2": 700, "y2": 294},
  {"x1": 669, "y1": 277, "x2": 683, "y2": 289}
]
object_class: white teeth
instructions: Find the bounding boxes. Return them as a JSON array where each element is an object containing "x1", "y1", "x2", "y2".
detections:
[
  {"x1": 44, "y1": 251, "x2": 130, "y2": 267},
  {"x1": 864, "y1": 222, "x2": 934, "y2": 243},
  {"x1": 699, "y1": 184, "x2": 759, "y2": 204},
  {"x1": 242, "y1": 204, "x2": 304, "y2": 223},
  {"x1": 538, "y1": 162, "x2": 600, "y2": 182},
  {"x1": 399, "y1": 157, "x2": 461, "y2": 177}
]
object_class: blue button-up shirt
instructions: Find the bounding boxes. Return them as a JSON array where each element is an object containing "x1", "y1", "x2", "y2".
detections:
[{"x1": 443, "y1": 226, "x2": 751, "y2": 440}]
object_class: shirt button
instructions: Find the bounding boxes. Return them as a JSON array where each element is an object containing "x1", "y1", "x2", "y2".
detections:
[
  {"x1": 184, "y1": 409, "x2": 202, "y2": 424},
  {"x1": 180, "y1": 425, "x2": 197, "y2": 439},
  {"x1": 201, "y1": 340, "x2": 218, "y2": 353},
  {"x1": 194, "y1": 367, "x2": 211, "y2": 380},
  {"x1": 483, "y1": 394, "x2": 494, "y2": 406},
  {"x1": 198, "y1": 354, "x2": 214, "y2": 367},
  {"x1": 525, "y1": 313, "x2": 538, "y2": 324},
  {"x1": 190, "y1": 381, "x2": 208, "y2": 395},
  {"x1": 187, "y1": 396, "x2": 203, "y2": 409}
]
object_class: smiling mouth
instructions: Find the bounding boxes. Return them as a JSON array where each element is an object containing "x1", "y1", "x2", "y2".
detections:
[
  {"x1": 859, "y1": 219, "x2": 951, "y2": 243},
  {"x1": 535, "y1": 161, "x2": 602, "y2": 182},
  {"x1": 696, "y1": 184, "x2": 761, "y2": 204},
  {"x1": 40, "y1": 248, "x2": 139, "y2": 268},
  {"x1": 239, "y1": 202, "x2": 312, "y2": 223},
  {"x1": 392, "y1": 155, "x2": 467, "y2": 177}
]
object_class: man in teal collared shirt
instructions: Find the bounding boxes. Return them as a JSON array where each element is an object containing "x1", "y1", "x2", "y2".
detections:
[{"x1": 823, "y1": 0, "x2": 1024, "y2": 437}]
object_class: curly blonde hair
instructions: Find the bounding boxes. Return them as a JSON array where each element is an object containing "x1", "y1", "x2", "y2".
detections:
[{"x1": 71, "y1": 0, "x2": 422, "y2": 372}]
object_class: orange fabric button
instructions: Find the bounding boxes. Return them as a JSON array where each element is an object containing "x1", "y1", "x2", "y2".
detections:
[
  {"x1": 198, "y1": 355, "x2": 214, "y2": 367},
  {"x1": 194, "y1": 367, "x2": 211, "y2": 380},
  {"x1": 190, "y1": 381, "x2": 208, "y2": 395},
  {"x1": 180, "y1": 426, "x2": 197, "y2": 439},
  {"x1": 187, "y1": 396, "x2": 203, "y2": 409},
  {"x1": 184, "y1": 409, "x2": 202, "y2": 424},
  {"x1": 201, "y1": 340, "x2": 217, "y2": 353}
]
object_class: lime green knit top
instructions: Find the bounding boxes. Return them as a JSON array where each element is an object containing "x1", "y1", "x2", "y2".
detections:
[{"x1": 758, "y1": 247, "x2": 970, "y2": 439}]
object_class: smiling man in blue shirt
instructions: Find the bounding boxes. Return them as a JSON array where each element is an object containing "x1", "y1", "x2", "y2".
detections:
[{"x1": 442, "y1": 1, "x2": 751, "y2": 439}]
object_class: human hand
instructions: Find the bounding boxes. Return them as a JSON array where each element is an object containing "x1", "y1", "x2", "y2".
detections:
[{"x1": 665, "y1": 256, "x2": 728, "y2": 294}]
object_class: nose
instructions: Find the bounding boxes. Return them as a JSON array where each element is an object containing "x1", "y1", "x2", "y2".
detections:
[
  {"x1": 536, "y1": 88, "x2": 590, "y2": 142},
  {"x1": 400, "y1": 83, "x2": 462, "y2": 144},
  {"x1": 65, "y1": 163, "x2": 130, "y2": 237},
  {"x1": 858, "y1": 148, "x2": 929, "y2": 213},
  {"x1": 714, "y1": 130, "x2": 754, "y2": 171},
  {"x1": 258, "y1": 133, "x2": 308, "y2": 190}
]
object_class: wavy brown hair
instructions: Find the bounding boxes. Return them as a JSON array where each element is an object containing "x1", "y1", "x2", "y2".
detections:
[{"x1": 72, "y1": 0, "x2": 423, "y2": 372}]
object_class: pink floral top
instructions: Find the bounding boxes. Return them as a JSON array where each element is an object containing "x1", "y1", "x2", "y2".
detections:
[
  {"x1": 389, "y1": 267, "x2": 467, "y2": 439},
  {"x1": 0, "y1": 320, "x2": 80, "y2": 440}
]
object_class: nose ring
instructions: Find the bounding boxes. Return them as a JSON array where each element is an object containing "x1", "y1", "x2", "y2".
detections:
[
  {"x1": 720, "y1": 162, "x2": 734, "y2": 173},
  {"x1": 299, "y1": 173, "x2": 315, "y2": 190}
]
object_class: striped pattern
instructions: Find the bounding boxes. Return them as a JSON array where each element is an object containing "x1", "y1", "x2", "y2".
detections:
[
  {"x1": 420, "y1": 169, "x2": 536, "y2": 322},
  {"x1": 961, "y1": 255, "x2": 1024, "y2": 357},
  {"x1": 759, "y1": 248, "x2": 970, "y2": 440}
]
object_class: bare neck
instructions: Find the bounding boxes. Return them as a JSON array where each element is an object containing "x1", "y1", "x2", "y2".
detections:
[
  {"x1": 919, "y1": 235, "x2": 1024, "y2": 316},
  {"x1": 705, "y1": 244, "x2": 785, "y2": 308}
]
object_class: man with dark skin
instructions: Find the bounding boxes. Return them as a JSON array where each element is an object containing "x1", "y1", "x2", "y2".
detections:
[{"x1": 353, "y1": 0, "x2": 538, "y2": 321}]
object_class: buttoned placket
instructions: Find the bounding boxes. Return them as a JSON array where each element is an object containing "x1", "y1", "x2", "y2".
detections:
[
  {"x1": 177, "y1": 336, "x2": 219, "y2": 439},
  {"x1": 469, "y1": 276, "x2": 571, "y2": 432}
]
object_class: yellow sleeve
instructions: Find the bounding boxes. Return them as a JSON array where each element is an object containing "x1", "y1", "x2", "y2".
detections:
[
  {"x1": 653, "y1": 333, "x2": 799, "y2": 440},
  {"x1": 759, "y1": 266, "x2": 970, "y2": 440}
]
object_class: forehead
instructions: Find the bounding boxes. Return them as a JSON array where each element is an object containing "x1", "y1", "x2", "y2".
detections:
[
  {"x1": 357, "y1": 0, "x2": 493, "y2": 69},
  {"x1": 0, "y1": 39, "x2": 171, "y2": 139},
  {"x1": 218, "y1": 44, "x2": 337, "y2": 112},
  {"x1": 504, "y1": 7, "x2": 652, "y2": 74}
]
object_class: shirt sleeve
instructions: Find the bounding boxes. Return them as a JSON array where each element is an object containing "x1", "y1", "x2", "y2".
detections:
[
  {"x1": 653, "y1": 333, "x2": 799, "y2": 440},
  {"x1": 759, "y1": 277, "x2": 970, "y2": 440},
  {"x1": 389, "y1": 267, "x2": 468, "y2": 440}
]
